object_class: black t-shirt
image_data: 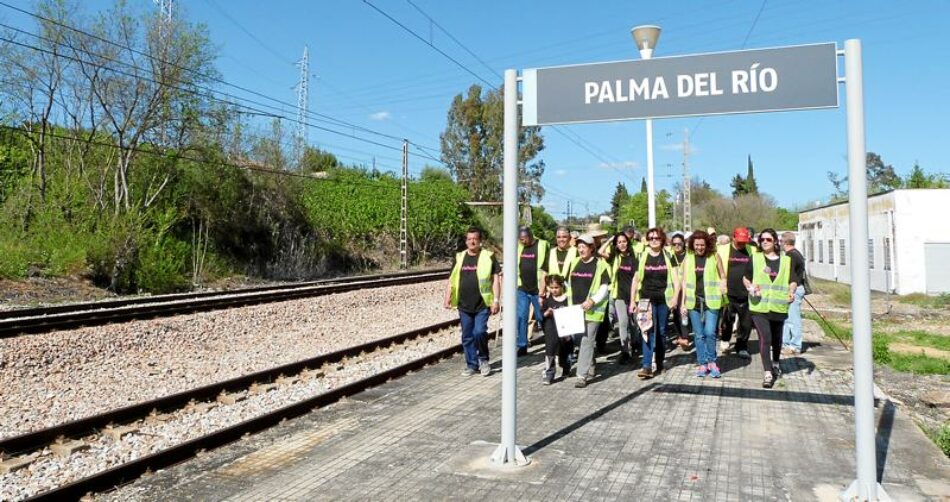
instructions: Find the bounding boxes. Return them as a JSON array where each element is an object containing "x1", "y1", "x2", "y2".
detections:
[
  {"x1": 726, "y1": 246, "x2": 753, "y2": 298},
  {"x1": 693, "y1": 255, "x2": 708, "y2": 300},
  {"x1": 614, "y1": 253, "x2": 637, "y2": 303},
  {"x1": 788, "y1": 248, "x2": 806, "y2": 289},
  {"x1": 762, "y1": 255, "x2": 802, "y2": 287},
  {"x1": 541, "y1": 295, "x2": 568, "y2": 338},
  {"x1": 457, "y1": 252, "x2": 501, "y2": 313},
  {"x1": 554, "y1": 248, "x2": 570, "y2": 275},
  {"x1": 673, "y1": 250, "x2": 686, "y2": 267},
  {"x1": 640, "y1": 252, "x2": 669, "y2": 302},
  {"x1": 518, "y1": 241, "x2": 545, "y2": 294},
  {"x1": 570, "y1": 258, "x2": 610, "y2": 305}
]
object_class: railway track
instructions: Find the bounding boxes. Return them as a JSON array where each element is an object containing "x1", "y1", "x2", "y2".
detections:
[
  {"x1": 0, "y1": 268, "x2": 449, "y2": 338},
  {"x1": 0, "y1": 319, "x2": 487, "y2": 501}
]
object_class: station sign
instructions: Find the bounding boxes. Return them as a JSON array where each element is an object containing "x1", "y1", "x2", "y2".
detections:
[{"x1": 522, "y1": 43, "x2": 838, "y2": 126}]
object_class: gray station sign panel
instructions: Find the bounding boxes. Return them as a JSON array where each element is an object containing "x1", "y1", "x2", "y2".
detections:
[{"x1": 522, "y1": 43, "x2": 838, "y2": 126}]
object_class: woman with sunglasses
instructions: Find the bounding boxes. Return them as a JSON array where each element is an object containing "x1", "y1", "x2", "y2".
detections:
[
  {"x1": 679, "y1": 230, "x2": 727, "y2": 378},
  {"x1": 744, "y1": 228, "x2": 800, "y2": 388},
  {"x1": 630, "y1": 228, "x2": 681, "y2": 379},
  {"x1": 669, "y1": 233, "x2": 690, "y2": 350}
]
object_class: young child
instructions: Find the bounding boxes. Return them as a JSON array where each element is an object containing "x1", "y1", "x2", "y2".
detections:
[{"x1": 541, "y1": 274, "x2": 574, "y2": 384}]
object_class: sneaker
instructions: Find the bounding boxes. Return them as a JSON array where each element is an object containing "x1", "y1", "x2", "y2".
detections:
[
  {"x1": 517, "y1": 347, "x2": 528, "y2": 357},
  {"x1": 772, "y1": 360, "x2": 782, "y2": 378},
  {"x1": 762, "y1": 372, "x2": 774, "y2": 388},
  {"x1": 720, "y1": 341, "x2": 732, "y2": 353},
  {"x1": 479, "y1": 361, "x2": 491, "y2": 377},
  {"x1": 574, "y1": 377, "x2": 587, "y2": 388},
  {"x1": 695, "y1": 365, "x2": 708, "y2": 378},
  {"x1": 708, "y1": 362, "x2": 722, "y2": 378},
  {"x1": 461, "y1": 368, "x2": 476, "y2": 377},
  {"x1": 637, "y1": 367, "x2": 653, "y2": 379},
  {"x1": 738, "y1": 349, "x2": 751, "y2": 360},
  {"x1": 542, "y1": 375, "x2": 553, "y2": 385}
]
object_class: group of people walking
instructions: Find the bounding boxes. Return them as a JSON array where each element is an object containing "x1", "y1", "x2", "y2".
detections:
[{"x1": 444, "y1": 223, "x2": 807, "y2": 389}]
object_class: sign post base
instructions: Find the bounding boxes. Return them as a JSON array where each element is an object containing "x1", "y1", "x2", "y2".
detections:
[
  {"x1": 840, "y1": 480, "x2": 891, "y2": 502},
  {"x1": 489, "y1": 443, "x2": 530, "y2": 468}
]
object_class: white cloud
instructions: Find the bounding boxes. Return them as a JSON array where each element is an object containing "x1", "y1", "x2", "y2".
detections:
[
  {"x1": 598, "y1": 161, "x2": 639, "y2": 170},
  {"x1": 554, "y1": 169, "x2": 568, "y2": 176},
  {"x1": 369, "y1": 111, "x2": 392, "y2": 121}
]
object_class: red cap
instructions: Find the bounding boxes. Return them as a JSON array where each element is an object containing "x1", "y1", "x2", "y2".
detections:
[{"x1": 733, "y1": 227, "x2": 751, "y2": 243}]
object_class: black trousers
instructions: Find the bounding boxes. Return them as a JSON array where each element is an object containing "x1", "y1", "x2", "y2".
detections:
[
  {"x1": 720, "y1": 295, "x2": 752, "y2": 351},
  {"x1": 752, "y1": 314, "x2": 784, "y2": 373},
  {"x1": 543, "y1": 328, "x2": 574, "y2": 378}
]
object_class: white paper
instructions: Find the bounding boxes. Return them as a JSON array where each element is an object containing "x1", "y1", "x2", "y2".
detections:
[{"x1": 553, "y1": 305, "x2": 585, "y2": 338}]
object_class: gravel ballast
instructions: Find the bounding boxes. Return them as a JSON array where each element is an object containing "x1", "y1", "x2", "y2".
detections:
[
  {"x1": 0, "y1": 327, "x2": 487, "y2": 501},
  {"x1": 0, "y1": 281, "x2": 455, "y2": 439}
]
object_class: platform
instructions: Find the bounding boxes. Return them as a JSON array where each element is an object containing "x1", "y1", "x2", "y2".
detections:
[{"x1": 107, "y1": 324, "x2": 950, "y2": 501}]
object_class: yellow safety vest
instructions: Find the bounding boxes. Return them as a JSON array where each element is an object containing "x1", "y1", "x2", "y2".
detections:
[
  {"x1": 517, "y1": 239, "x2": 550, "y2": 288},
  {"x1": 749, "y1": 253, "x2": 791, "y2": 314},
  {"x1": 635, "y1": 249, "x2": 678, "y2": 305},
  {"x1": 717, "y1": 243, "x2": 758, "y2": 306},
  {"x1": 565, "y1": 256, "x2": 610, "y2": 322},
  {"x1": 448, "y1": 249, "x2": 495, "y2": 308},
  {"x1": 547, "y1": 246, "x2": 577, "y2": 278},
  {"x1": 682, "y1": 252, "x2": 723, "y2": 310}
]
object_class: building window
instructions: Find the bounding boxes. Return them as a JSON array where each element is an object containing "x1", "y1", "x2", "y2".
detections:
[
  {"x1": 884, "y1": 237, "x2": 892, "y2": 271},
  {"x1": 819, "y1": 240, "x2": 823, "y2": 263},
  {"x1": 808, "y1": 238, "x2": 814, "y2": 262},
  {"x1": 839, "y1": 239, "x2": 846, "y2": 265},
  {"x1": 868, "y1": 238, "x2": 874, "y2": 269},
  {"x1": 828, "y1": 240, "x2": 834, "y2": 264}
]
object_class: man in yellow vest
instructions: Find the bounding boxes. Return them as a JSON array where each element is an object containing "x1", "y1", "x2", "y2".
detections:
[
  {"x1": 719, "y1": 227, "x2": 757, "y2": 359},
  {"x1": 444, "y1": 227, "x2": 501, "y2": 377},
  {"x1": 516, "y1": 227, "x2": 550, "y2": 356},
  {"x1": 548, "y1": 226, "x2": 577, "y2": 278}
]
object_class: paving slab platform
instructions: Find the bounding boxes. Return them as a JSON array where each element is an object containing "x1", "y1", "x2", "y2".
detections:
[{"x1": 107, "y1": 322, "x2": 950, "y2": 501}]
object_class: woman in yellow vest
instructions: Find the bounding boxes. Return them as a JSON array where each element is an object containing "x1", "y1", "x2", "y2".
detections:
[
  {"x1": 745, "y1": 228, "x2": 800, "y2": 389},
  {"x1": 565, "y1": 234, "x2": 611, "y2": 388},
  {"x1": 630, "y1": 227, "x2": 681, "y2": 380},
  {"x1": 606, "y1": 232, "x2": 638, "y2": 365},
  {"x1": 679, "y1": 230, "x2": 727, "y2": 378}
]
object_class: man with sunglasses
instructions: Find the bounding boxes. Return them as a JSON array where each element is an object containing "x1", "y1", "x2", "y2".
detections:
[{"x1": 718, "y1": 227, "x2": 757, "y2": 359}]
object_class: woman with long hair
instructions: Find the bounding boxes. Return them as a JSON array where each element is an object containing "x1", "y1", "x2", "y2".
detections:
[
  {"x1": 745, "y1": 228, "x2": 800, "y2": 388},
  {"x1": 680, "y1": 230, "x2": 727, "y2": 378},
  {"x1": 607, "y1": 232, "x2": 638, "y2": 364},
  {"x1": 630, "y1": 227, "x2": 680, "y2": 379}
]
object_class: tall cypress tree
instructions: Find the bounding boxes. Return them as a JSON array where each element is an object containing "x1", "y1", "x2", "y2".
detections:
[
  {"x1": 745, "y1": 155, "x2": 759, "y2": 194},
  {"x1": 640, "y1": 177, "x2": 647, "y2": 193}
]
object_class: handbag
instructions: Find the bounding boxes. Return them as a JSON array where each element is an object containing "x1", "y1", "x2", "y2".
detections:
[{"x1": 635, "y1": 298, "x2": 653, "y2": 339}]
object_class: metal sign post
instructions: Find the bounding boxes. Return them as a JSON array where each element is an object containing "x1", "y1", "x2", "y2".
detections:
[
  {"x1": 841, "y1": 38, "x2": 889, "y2": 502},
  {"x1": 490, "y1": 69, "x2": 528, "y2": 467}
]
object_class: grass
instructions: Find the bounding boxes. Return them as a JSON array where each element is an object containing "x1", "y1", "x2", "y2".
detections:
[
  {"x1": 899, "y1": 292, "x2": 950, "y2": 309},
  {"x1": 805, "y1": 315, "x2": 949, "y2": 376},
  {"x1": 808, "y1": 278, "x2": 853, "y2": 307},
  {"x1": 934, "y1": 423, "x2": 950, "y2": 458}
]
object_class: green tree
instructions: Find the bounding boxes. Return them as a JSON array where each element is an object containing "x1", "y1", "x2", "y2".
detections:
[
  {"x1": 730, "y1": 174, "x2": 747, "y2": 198},
  {"x1": 640, "y1": 177, "x2": 647, "y2": 193},
  {"x1": 618, "y1": 190, "x2": 672, "y2": 231},
  {"x1": 745, "y1": 155, "x2": 759, "y2": 194},
  {"x1": 610, "y1": 182, "x2": 629, "y2": 221},
  {"x1": 865, "y1": 152, "x2": 901, "y2": 192},
  {"x1": 439, "y1": 84, "x2": 544, "y2": 203},
  {"x1": 299, "y1": 146, "x2": 340, "y2": 174}
]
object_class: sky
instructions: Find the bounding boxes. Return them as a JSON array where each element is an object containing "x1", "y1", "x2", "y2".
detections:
[{"x1": 4, "y1": 0, "x2": 949, "y2": 220}]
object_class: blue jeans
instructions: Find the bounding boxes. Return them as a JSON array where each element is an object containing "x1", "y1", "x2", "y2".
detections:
[
  {"x1": 642, "y1": 302, "x2": 669, "y2": 370},
  {"x1": 516, "y1": 289, "x2": 542, "y2": 349},
  {"x1": 459, "y1": 308, "x2": 490, "y2": 370},
  {"x1": 782, "y1": 285, "x2": 806, "y2": 351},
  {"x1": 689, "y1": 307, "x2": 720, "y2": 365}
]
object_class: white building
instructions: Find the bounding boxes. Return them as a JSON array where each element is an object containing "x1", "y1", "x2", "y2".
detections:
[{"x1": 797, "y1": 189, "x2": 950, "y2": 295}]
